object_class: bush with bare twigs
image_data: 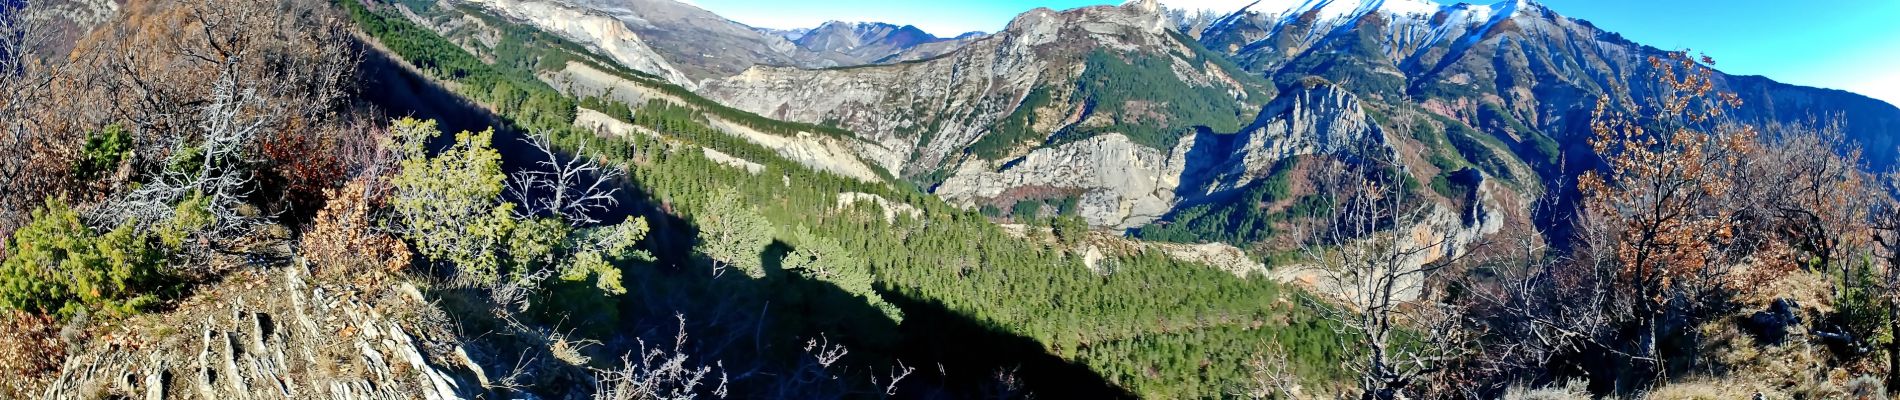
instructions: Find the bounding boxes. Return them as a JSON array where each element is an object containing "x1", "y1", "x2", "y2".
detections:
[{"x1": 304, "y1": 178, "x2": 412, "y2": 279}]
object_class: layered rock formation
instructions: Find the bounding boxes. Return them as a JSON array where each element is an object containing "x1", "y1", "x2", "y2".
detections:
[
  {"x1": 701, "y1": 2, "x2": 1253, "y2": 177},
  {"x1": 42, "y1": 264, "x2": 508, "y2": 400},
  {"x1": 451, "y1": 0, "x2": 983, "y2": 88}
]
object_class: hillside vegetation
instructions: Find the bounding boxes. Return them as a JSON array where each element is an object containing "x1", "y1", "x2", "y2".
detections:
[{"x1": 1, "y1": 0, "x2": 1899, "y2": 399}]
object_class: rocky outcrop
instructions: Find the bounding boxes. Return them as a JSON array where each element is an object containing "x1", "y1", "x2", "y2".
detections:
[
  {"x1": 42, "y1": 264, "x2": 493, "y2": 400},
  {"x1": 461, "y1": 0, "x2": 697, "y2": 89},
  {"x1": 935, "y1": 83, "x2": 1387, "y2": 229},
  {"x1": 937, "y1": 133, "x2": 1187, "y2": 229},
  {"x1": 701, "y1": 1, "x2": 1212, "y2": 178},
  {"x1": 453, "y1": 0, "x2": 982, "y2": 86},
  {"x1": 836, "y1": 192, "x2": 923, "y2": 224},
  {"x1": 702, "y1": 148, "x2": 765, "y2": 174},
  {"x1": 1272, "y1": 175, "x2": 1509, "y2": 303},
  {"x1": 701, "y1": 118, "x2": 887, "y2": 182},
  {"x1": 1192, "y1": 0, "x2": 1900, "y2": 169},
  {"x1": 547, "y1": 61, "x2": 889, "y2": 183},
  {"x1": 1174, "y1": 82, "x2": 1387, "y2": 197},
  {"x1": 574, "y1": 107, "x2": 655, "y2": 139}
]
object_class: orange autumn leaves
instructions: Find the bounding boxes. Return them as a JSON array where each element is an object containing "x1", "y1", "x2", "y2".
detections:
[{"x1": 1579, "y1": 52, "x2": 1822, "y2": 303}]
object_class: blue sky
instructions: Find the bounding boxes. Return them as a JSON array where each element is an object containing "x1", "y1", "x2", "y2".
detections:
[{"x1": 687, "y1": 0, "x2": 1900, "y2": 107}]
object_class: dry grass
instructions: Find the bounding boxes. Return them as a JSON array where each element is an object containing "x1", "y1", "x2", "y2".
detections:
[
  {"x1": 1501, "y1": 380, "x2": 1590, "y2": 400},
  {"x1": 1645, "y1": 380, "x2": 1763, "y2": 400}
]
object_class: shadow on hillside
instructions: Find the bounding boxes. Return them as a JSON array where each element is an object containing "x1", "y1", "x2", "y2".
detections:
[
  {"x1": 886, "y1": 292, "x2": 1138, "y2": 399},
  {"x1": 356, "y1": 44, "x2": 505, "y2": 136},
  {"x1": 355, "y1": 34, "x2": 1129, "y2": 398}
]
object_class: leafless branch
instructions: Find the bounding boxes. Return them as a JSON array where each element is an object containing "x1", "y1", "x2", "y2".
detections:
[
  {"x1": 508, "y1": 132, "x2": 623, "y2": 225},
  {"x1": 592, "y1": 314, "x2": 728, "y2": 400}
]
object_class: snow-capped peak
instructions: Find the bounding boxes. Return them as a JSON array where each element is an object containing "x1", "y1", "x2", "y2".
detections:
[{"x1": 1285, "y1": 0, "x2": 1444, "y2": 21}]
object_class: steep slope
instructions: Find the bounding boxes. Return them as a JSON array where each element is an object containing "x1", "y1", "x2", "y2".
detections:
[
  {"x1": 929, "y1": 81, "x2": 1406, "y2": 229},
  {"x1": 448, "y1": 0, "x2": 701, "y2": 87},
  {"x1": 451, "y1": 0, "x2": 986, "y2": 88},
  {"x1": 703, "y1": 1, "x2": 1296, "y2": 227},
  {"x1": 1194, "y1": 0, "x2": 1900, "y2": 169},
  {"x1": 381, "y1": 0, "x2": 895, "y2": 182},
  {"x1": 793, "y1": 21, "x2": 978, "y2": 65}
]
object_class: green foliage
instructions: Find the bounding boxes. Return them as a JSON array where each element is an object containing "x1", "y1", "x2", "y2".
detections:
[
  {"x1": 967, "y1": 86, "x2": 1052, "y2": 159},
  {"x1": 1055, "y1": 195, "x2": 1081, "y2": 217},
  {"x1": 1051, "y1": 215, "x2": 1089, "y2": 246},
  {"x1": 978, "y1": 204, "x2": 1003, "y2": 218},
  {"x1": 355, "y1": 8, "x2": 1349, "y2": 395},
  {"x1": 695, "y1": 188, "x2": 773, "y2": 279},
  {"x1": 1136, "y1": 159, "x2": 1331, "y2": 247},
  {"x1": 155, "y1": 191, "x2": 215, "y2": 249},
  {"x1": 1409, "y1": 118, "x2": 1463, "y2": 172},
  {"x1": 783, "y1": 227, "x2": 900, "y2": 322},
  {"x1": 1478, "y1": 103, "x2": 1561, "y2": 167},
  {"x1": 73, "y1": 124, "x2": 129, "y2": 181},
  {"x1": 542, "y1": 110, "x2": 1351, "y2": 397},
  {"x1": 165, "y1": 145, "x2": 204, "y2": 177},
  {"x1": 579, "y1": 95, "x2": 635, "y2": 123},
  {"x1": 339, "y1": 0, "x2": 574, "y2": 132},
  {"x1": 387, "y1": 118, "x2": 517, "y2": 284},
  {"x1": 1833, "y1": 262, "x2": 1890, "y2": 357},
  {"x1": 0, "y1": 200, "x2": 170, "y2": 320},
  {"x1": 507, "y1": 217, "x2": 571, "y2": 273},
  {"x1": 1434, "y1": 115, "x2": 1517, "y2": 181},
  {"x1": 1010, "y1": 199, "x2": 1043, "y2": 220},
  {"x1": 627, "y1": 100, "x2": 797, "y2": 169},
  {"x1": 562, "y1": 218, "x2": 651, "y2": 295},
  {"x1": 1053, "y1": 48, "x2": 1258, "y2": 150}
]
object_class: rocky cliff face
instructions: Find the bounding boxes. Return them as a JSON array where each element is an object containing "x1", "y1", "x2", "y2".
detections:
[
  {"x1": 1193, "y1": 0, "x2": 1900, "y2": 168},
  {"x1": 461, "y1": 0, "x2": 697, "y2": 88},
  {"x1": 697, "y1": 1, "x2": 1522, "y2": 235},
  {"x1": 935, "y1": 82, "x2": 1401, "y2": 230},
  {"x1": 701, "y1": 2, "x2": 1258, "y2": 177},
  {"x1": 450, "y1": 0, "x2": 986, "y2": 88}
]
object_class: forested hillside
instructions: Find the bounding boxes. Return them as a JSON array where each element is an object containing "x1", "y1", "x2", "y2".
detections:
[{"x1": 2, "y1": 0, "x2": 1900, "y2": 399}]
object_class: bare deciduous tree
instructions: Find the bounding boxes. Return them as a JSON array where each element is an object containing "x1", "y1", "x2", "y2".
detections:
[
  {"x1": 0, "y1": 0, "x2": 66, "y2": 249},
  {"x1": 508, "y1": 132, "x2": 623, "y2": 225},
  {"x1": 1298, "y1": 143, "x2": 1479, "y2": 400},
  {"x1": 1235, "y1": 345, "x2": 1302, "y2": 399}
]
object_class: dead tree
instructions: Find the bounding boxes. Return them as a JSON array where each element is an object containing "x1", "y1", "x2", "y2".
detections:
[
  {"x1": 507, "y1": 132, "x2": 623, "y2": 225},
  {"x1": 1298, "y1": 143, "x2": 1477, "y2": 400},
  {"x1": 94, "y1": 54, "x2": 270, "y2": 236},
  {"x1": 79, "y1": 0, "x2": 357, "y2": 237}
]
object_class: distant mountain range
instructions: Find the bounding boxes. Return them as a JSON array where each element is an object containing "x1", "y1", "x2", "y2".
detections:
[
  {"x1": 461, "y1": 0, "x2": 981, "y2": 88},
  {"x1": 451, "y1": 0, "x2": 1900, "y2": 253}
]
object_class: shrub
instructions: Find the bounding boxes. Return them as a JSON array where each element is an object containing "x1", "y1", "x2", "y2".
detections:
[
  {"x1": 304, "y1": 179, "x2": 413, "y2": 279},
  {"x1": 72, "y1": 124, "x2": 129, "y2": 181},
  {"x1": 0, "y1": 199, "x2": 169, "y2": 320},
  {"x1": 783, "y1": 228, "x2": 901, "y2": 322},
  {"x1": 387, "y1": 118, "x2": 516, "y2": 285},
  {"x1": 259, "y1": 128, "x2": 347, "y2": 226}
]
